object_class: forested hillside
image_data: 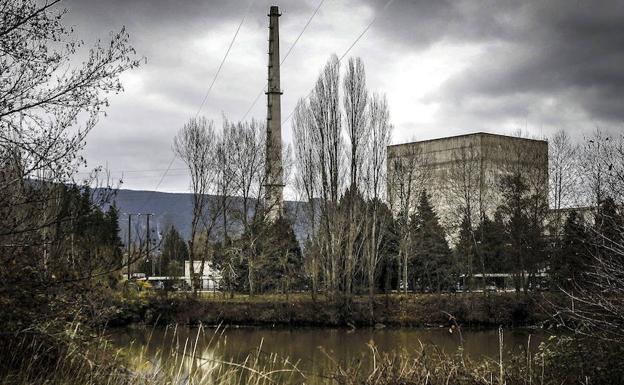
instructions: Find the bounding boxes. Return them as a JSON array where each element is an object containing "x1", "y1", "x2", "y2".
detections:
[{"x1": 105, "y1": 189, "x2": 312, "y2": 244}]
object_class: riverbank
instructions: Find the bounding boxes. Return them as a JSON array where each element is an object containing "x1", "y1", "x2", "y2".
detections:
[{"x1": 113, "y1": 292, "x2": 551, "y2": 328}]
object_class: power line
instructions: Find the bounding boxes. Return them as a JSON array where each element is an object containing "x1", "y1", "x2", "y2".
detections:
[
  {"x1": 137, "y1": 0, "x2": 255, "y2": 213},
  {"x1": 241, "y1": 88, "x2": 265, "y2": 122},
  {"x1": 281, "y1": 0, "x2": 326, "y2": 65},
  {"x1": 339, "y1": 0, "x2": 395, "y2": 61},
  {"x1": 240, "y1": 0, "x2": 325, "y2": 121},
  {"x1": 196, "y1": 0, "x2": 256, "y2": 118},
  {"x1": 76, "y1": 168, "x2": 187, "y2": 175},
  {"x1": 281, "y1": 0, "x2": 396, "y2": 126},
  {"x1": 110, "y1": 173, "x2": 189, "y2": 181},
  {"x1": 137, "y1": 154, "x2": 177, "y2": 212}
]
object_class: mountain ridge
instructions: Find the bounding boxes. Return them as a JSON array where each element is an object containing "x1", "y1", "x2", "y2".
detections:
[{"x1": 104, "y1": 189, "x2": 312, "y2": 246}]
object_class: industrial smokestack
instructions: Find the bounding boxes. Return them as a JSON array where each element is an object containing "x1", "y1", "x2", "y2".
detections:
[{"x1": 265, "y1": 5, "x2": 284, "y2": 221}]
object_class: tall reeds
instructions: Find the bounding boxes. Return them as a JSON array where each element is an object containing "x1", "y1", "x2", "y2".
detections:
[{"x1": 2, "y1": 325, "x2": 610, "y2": 385}]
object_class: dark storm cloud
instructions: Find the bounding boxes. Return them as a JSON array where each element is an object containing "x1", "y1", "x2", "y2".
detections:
[
  {"x1": 64, "y1": 0, "x2": 333, "y2": 192},
  {"x1": 368, "y1": 0, "x2": 624, "y2": 128},
  {"x1": 364, "y1": 0, "x2": 527, "y2": 47},
  {"x1": 61, "y1": 0, "x2": 624, "y2": 191}
]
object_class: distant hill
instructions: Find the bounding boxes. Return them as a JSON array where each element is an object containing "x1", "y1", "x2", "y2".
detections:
[{"x1": 102, "y1": 189, "x2": 313, "y2": 246}]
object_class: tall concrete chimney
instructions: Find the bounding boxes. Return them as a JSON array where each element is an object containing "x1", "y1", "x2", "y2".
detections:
[{"x1": 265, "y1": 5, "x2": 284, "y2": 221}]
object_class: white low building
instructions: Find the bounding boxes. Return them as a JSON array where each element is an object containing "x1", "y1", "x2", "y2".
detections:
[{"x1": 184, "y1": 260, "x2": 221, "y2": 291}]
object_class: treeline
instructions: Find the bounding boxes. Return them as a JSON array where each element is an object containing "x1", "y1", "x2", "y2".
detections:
[
  {"x1": 168, "y1": 56, "x2": 395, "y2": 315},
  {"x1": 166, "y1": 56, "x2": 624, "y2": 316},
  {"x1": 0, "y1": 0, "x2": 139, "y2": 342},
  {"x1": 1, "y1": 179, "x2": 125, "y2": 330},
  {"x1": 170, "y1": 114, "x2": 307, "y2": 296}
]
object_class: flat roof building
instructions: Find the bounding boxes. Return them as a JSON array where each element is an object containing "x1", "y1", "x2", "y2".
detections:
[{"x1": 387, "y1": 132, "x2": 548, "y2": 237}]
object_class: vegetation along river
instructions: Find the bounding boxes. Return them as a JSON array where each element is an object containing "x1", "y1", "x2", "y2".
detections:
[{"x1": 111, "y1": 326, "x2": 549, "y2": 384}]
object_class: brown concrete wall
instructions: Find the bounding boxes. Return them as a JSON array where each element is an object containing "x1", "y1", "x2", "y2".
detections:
[{"x1": 387, "y1": 132, "x2": 548, "y2": 240}]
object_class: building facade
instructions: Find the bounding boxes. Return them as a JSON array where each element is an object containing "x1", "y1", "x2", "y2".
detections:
[
  {"x1": 184, "y1": 260, "x2": 221, "y2": 291},
  {"x1": 387, "y1": 132, "x2": 549, "y2": 236}
]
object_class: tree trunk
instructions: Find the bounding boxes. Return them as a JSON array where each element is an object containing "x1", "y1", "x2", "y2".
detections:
[{"x1": 248, "y1": 254, "x2": 255, "y2": 297}]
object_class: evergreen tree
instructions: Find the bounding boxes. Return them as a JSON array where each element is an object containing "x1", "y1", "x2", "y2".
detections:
[
  {"x1": 499, "y1": 172, "x2": 530, "y2": 291},
  {"x1": 373, "y1": 203, "x2": 400, "y2": 293},
  {"x1": 498, "y1": 172, "x2": 548, "y2": 292},
  {"x1": 55, "y1": 186, "x2": 124, "y2": 276},
  {"x1": 550, "y1": 211, "x2": 591, "y2": 289},
  {"x1": 594, "y1": 197, "x2": 623, "y2": 259},
  {"x1": 475, "y1": 212, "x2": 508, "y2": 274},
  {"x1": 257, "y1": 216, "x2": 305, "y2": 295},
  {"x1": 455, "y1": 212, "x2": 475, "y2": 288},
  {"x1": 160, "y1": 225, "x2": 189, "y2": 276},
  {"x1": 410, "y1": 191, "x2": 454, "y2": 292},
  {"x1": 212, "y1": 241, "x2": 248, "y2": 294}
]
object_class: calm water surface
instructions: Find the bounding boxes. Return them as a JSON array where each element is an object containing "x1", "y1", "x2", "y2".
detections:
[{"x1": 112, "y1": 326, "x2": 548, "y2": 383}]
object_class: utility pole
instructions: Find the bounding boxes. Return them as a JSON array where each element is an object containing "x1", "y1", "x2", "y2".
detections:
[
  {"x1": 126, "y1": 213, "x2": 132, "y2": 280},
  {"x1": 264, "y1": 5, "x2": 284, "y2": 222},
  {"x1": 145, "y1": 213, "x2": 154, "y2": 276},
  {"x1": 124, "y1": 212, "x2": 144, "y2": 280}
]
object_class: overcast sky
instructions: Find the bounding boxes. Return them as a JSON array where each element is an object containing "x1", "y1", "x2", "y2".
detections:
[{"x1": 65, "y1": 0, "x2": 624, "y2": 193}]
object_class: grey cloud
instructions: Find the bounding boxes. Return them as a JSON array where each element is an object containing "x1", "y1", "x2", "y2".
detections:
[
  {"x1": 59, "y1": 0, "x2": 624, "y2": 191},
  {"x1": 372, "y1": 1, "x2": 624, "y2": 126}
]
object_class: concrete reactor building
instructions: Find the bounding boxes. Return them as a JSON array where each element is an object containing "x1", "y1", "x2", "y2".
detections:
[{"x1": 387, "y1": 132, "x2": 549, "y2": 234}]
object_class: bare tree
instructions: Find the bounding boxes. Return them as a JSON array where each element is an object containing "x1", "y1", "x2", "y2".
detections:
[
  {"x1": 225, "y1": 119, "x2": 264, "y2": 294},
  {"x1": 309, "y1": 55, "x2": 343, "y2": 296},
  {"x1": 173, "y1": 117, "x2": 216, "y2": 292},
  {"x1": 1, "y1": 0, "x2": 138, "y2": 240},
  {"x1": 342, "y1": 57, "x2": 368, "y2": 301},
  {"x1": 604, "y1": 133, "x2": 624, "y2": 204},
  {"x1": 293, "y1": 55, "x2": 395, "y2": 305},
  {"x1": 447, "y1": 143, "x2": 483, "y2": 288},
  {"x1": 578, "y1": 129, "x2": 614, "y2": 208},
  {"x1": 213, "y1": 123, "x2": 236, "y2": 245},
  {"x1": 366, "y1": 94, "x2": 391, "y2": 203},
  {"x1": 343, "y1": 57, "x2": 369, "y2": 192},
  {"x1": 387, "y1": 141, "x2": 431, "y2": 293},
  {"x1": 549, "y1": 130, "x2": 579, "y2": 210},
  {"x1": 549, "y1": 130, "x2": 580, "y2": 238},
  {"x1": 0, "y1": 0, "x2": 138, "y2": 337},
  {"x1": 553, "y1": 210, "x2": 624, "y2": 344},
  {"x1": 227, "y1": 119, "x2": 266, "y2": 231},
  {"x1": 292, "y1": 100, "x2": 320, "y2": 299},
  {"x1": 363, "y1": 92, "x2": 392, "y2": 319}
]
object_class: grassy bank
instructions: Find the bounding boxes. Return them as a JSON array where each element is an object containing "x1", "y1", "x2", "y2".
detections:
[
  {"x1": 4, "y1": 323, "x2": 623, "y2": 385},
  {"x1": 115, "y1": 292, "x2": 550, "y2": 327}
]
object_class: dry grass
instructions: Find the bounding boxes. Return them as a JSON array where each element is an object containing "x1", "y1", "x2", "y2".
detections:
[
  {"x1": 326, "y1": 328, "x2": 535, "y2": 385},
  {"x1": 0, "y1": 324, "x2": 306, "y2": 385},
  {"x1": 2, "y1": 324, "x2": 618, "y2": 385}
]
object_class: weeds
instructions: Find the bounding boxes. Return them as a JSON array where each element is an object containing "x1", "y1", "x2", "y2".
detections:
[
  {"x1": 2, "y1": 324, "x2": 622, "y2": 385},
  {"x1": 0, "y1": 323, "x2": 305, "y2": 385}
]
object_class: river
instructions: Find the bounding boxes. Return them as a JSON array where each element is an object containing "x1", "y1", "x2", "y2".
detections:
[{"x1": 111, "y1": 326, "x2": 548, "y2": 384}]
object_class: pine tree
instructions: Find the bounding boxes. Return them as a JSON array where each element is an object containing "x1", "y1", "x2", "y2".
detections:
[
  {"x1": 594, "y1": 197, "x2": 623, "y2": 259},
  {"x1": 476, "y1": 212, "x2": 508, "y2": 274},
  {"x1": 104, "y1": 204, "x2": 123, "y2": 266},
  {"x1": 498, "y1": 172, "x2": 548, "y2": 292},
  {"x1": 410, "y1": 190, "x2": 454, "y2": 292},
  {"x1": 160, "y1": 225, "x2": 189, "y2": 276},
  {"x1": 455, "y1": 212, "x2": 475, "y2": 288},
  {"x1": 257, "y1": 216, "x2": 305, "y2": 295},
  {"x1": 374, "y1": 203, "x2": 400, "y2": 293},
  {"x1": 550, "y1": 211, "x2": 591, "y2": 289}
]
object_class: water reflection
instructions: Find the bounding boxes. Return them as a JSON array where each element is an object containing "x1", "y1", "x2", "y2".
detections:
[{"x1": 112, "y1": 326, "x2": 547, "y2": 384}]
